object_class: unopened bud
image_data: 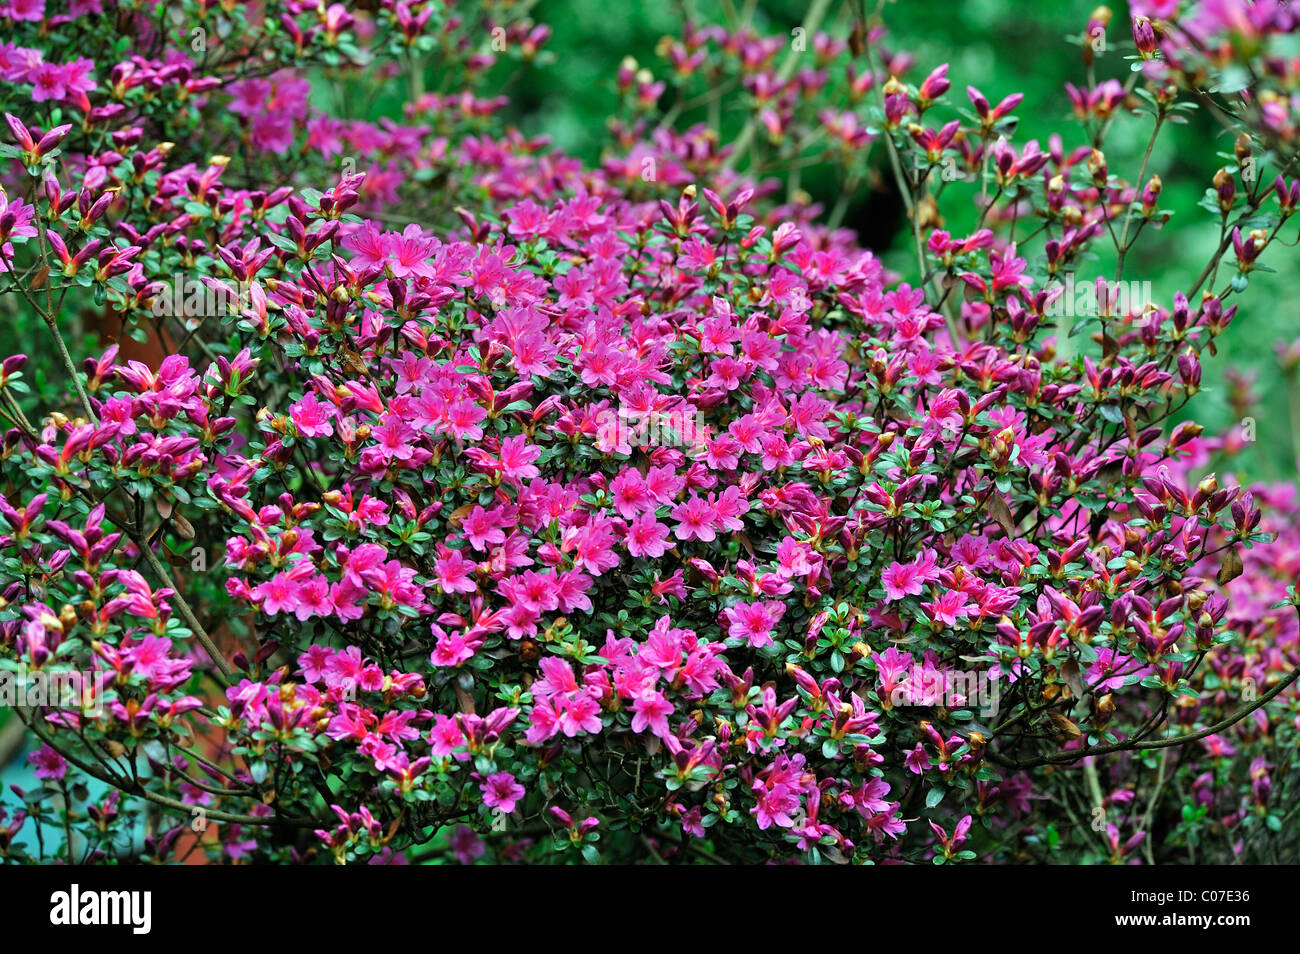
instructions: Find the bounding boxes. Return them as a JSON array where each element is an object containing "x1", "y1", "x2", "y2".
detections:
[{"x1": 1234, "y1": 132, "x2": 1253, "y2": 162}]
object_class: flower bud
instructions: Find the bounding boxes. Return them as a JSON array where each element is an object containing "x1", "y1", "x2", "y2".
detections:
[
  {"x1": 1131, "y1": 16, "x2": 1157, "y2": 58},
  {"x1": 1087, "y1": 149, "x2": 1108, "y2": 187},
  {"x1": 1234, "y1": 132, "x2": 1253, "y2": 163},
  {"x1": 1214, "y1": 167, "x2": 1236, "y2": 212}
]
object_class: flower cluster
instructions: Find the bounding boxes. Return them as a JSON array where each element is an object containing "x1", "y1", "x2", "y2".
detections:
[{"x1": 0, "y1": 0, "x2": 1298, "y2": 865}]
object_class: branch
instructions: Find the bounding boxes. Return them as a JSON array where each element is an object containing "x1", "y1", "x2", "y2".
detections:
[{"x1": 999, "y1": 613, "x2": 1300, "y2": 770}]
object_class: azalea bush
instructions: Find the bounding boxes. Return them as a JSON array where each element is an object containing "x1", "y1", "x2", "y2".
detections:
[{"x1": 1, "y1": 0, "x2": 1299, "y2": 865}]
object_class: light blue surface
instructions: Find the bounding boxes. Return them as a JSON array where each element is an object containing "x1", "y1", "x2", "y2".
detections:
[{"x1": 2, "y1": 732, "x2": 133, "y2": 861}]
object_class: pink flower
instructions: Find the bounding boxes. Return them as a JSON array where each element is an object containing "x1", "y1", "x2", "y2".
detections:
[
  {"x1": 558, "y1": 694, "x2": 604, "y2": 737},
  {"x1": 610, "y1": 468, "x2": 652, "y2": 518},
  {"x1": 428, "y1": 715, "x2": 467, "y2": 758},
  {"x1": 297, "y1": 645, "x2": 333, "y2": 683},
  {"x1": 921, "y1": 589, "x2": 973, "y2": 627},
  {"x1": 498, "y1": 435, "x2": 541, "y2": 484},
  {"x1": 430, "y1": 629, "x2": 477, "y2": 667},
  {"x1": 254, "y1": 571, "x2": 301, "y2": 616},
  {"x1": 570, "y1": 518, "x2": 619, "y2": 574},
  {"x1": 750, "y1": 782, "x2": 800, "y2": 830},
  {"x1": 28, "y1": 63, "x2": 66, "y2": 102},
  {"x1": 60, "y1": 57, "x2": 97, "y2": 95},
  {"x1": 671, "y1": 496, "x2": 717, "y2": 542},
  {"x1": 461, "y1": 506, "x2": 505, "y2": 551},
  {"x1": 28, "y1": 745, "x2": 66, "y2": 781},
  {"x1": 434, "y1": 546, "x2": 479, "y2": 593},
  {"x1": 1087, "y1": 649, "x2": 1151, "y2": 692},
  {"x1": 441, "y1": 399, "x2": 486, "y2": 441},
  {"x1": 874, "y1": 647, "x2": 914, "y2": 701},
  {"x1": 342, "y1": 222, "x2": 387, "y2": 269},
  {"x1": 644, "y1": 465, "x2": 684, "y2": 504},
  {"x1": 371, "y1": 418, "x2": 417, "y2": 462},
  {"x1": 626, "y1": 513, "x2": 671, "y2": 558},
  {"x1": 525, "y1": 699, "x2": 562, "y2": 744},
  {"x1": 9, "y1": 0, "x2": 45, "y2": 22},
  {"x1": 449, "y1": 825, "x2": 485, "y2": 864},
  {"x1": 881, "y1": 562, "x2": 923, "y2": 602},
  {"x1": 388, "y1": 225, "x2": 435, "y2": 278},
  {"x1": 481, "y1": 771, "x2": 525, "y2": 814},
  {"x1": 290, "y1": 392, "x2": 334, "y2": 437},
  {"x1": 630, "y1": 688, "x2": 674, "y2": 740},
  {"x1": 706, "y1": 357, "x2": 750, "y2": 392},
  {"x1": 722, "y1": 601, "x2": 786, "y2": 648},
  {"x1": 906, "y1": 744, "x2": 930, "y2": 775},
  {"x1": 323, "y1": 646, "x2": 365, "y2": 691},
  {"x1": 881, "y1": 548, "x2": 940, "y2": 602}
]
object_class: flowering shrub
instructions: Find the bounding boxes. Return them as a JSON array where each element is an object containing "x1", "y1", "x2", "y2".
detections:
[{"x1": 1, "y1": 0, "x2": 1299, "y2": 865}]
